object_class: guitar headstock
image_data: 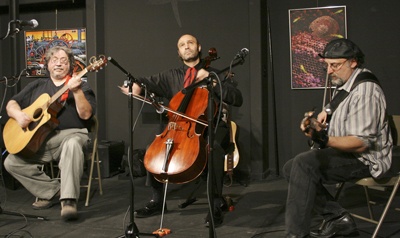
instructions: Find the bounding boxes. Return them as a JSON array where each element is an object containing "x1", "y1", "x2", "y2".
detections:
[{"x1": 87, "y1": 55, "x2": 107, "y2": 72}]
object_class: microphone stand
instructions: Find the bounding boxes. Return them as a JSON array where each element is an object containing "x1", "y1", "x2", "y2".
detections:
[
  {"x1": 183, "y1": 77, "x2": 216, "y2": 237},
  {"x1": 0, "y1": 202, "x2": 46, "y2": 220},
  {"x1": 0, "y1": 20, "x2": 20, "y2": 40},
  {"x1": 206, "y1": 78, "x2": 216, "y2": 238},
  {"x1": 183, "y1": 56, "x2": 247, "y2": 237},
  {"x1": 215, "y1": 57, "x2": 246, "y2": 77},
  {"x1": 108, "y1": 57, "x2": 157, "y2": 238}
]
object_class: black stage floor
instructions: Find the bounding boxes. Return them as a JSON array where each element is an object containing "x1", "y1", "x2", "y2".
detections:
[{"x1": 1, "y1": 171, "x2": 399, "y2": 238}]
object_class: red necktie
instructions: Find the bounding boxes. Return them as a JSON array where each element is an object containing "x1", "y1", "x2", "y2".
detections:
[{"x1": 183, "y1": 67, "x2": 197, "y2": 88}]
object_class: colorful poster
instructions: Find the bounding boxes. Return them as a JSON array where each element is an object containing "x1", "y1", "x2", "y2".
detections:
[
  {"x1": 289, "y1": 6, "x2": 346, "y2": 89},
  {"x1": 25, "y1": 28, "x2": 86, "y2": 77}
]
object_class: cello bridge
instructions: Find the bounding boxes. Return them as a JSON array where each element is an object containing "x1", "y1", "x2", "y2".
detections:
[{"x1": 167, "y1": 122, "x2": 183, "y2": 131}]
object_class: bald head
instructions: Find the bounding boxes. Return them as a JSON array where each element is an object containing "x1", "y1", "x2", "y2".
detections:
[{"x1": 177, "y1": 34, "x2": 201, "y2": 65}]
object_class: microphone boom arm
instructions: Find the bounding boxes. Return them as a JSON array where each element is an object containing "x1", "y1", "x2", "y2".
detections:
[{"x1": 183, "y1": 56, "x2": 247, "y2": 93}]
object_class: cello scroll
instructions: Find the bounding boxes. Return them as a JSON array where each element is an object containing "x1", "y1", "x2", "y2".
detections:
[{"x1": 204, "y1": 47, "x2": 219, "y2": 69}]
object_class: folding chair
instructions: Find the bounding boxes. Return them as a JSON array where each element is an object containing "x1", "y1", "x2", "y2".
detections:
[
  {"x1": 334, "y1": 115, "x2": 400, "y2": 238},
  {"x1": 81, "y1": 115, "x2": 103, "y2": 206},
  {"x1": 40, "y1": 116, "x2": 103, "y2": 206}
]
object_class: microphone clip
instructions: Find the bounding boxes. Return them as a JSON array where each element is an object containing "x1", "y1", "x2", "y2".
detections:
[{"x1": 149, "y1": 93, "x2": 165, "y2": 114}]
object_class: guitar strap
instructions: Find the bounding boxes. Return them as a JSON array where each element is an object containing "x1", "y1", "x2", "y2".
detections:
[
  {"x1": 60, "y1": 75, "x2": 72, "y2": 102},
  {"x1": 326, "y1": 71, "x2": 380, "y2": 115}
]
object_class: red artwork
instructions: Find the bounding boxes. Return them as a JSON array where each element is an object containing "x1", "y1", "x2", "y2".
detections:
[
  {"x1": 24, "y1": 28, "x2": 87, "y2": 77},
  {"x1": 289, "y1": 6, "x2": 347, "y2": 89}
]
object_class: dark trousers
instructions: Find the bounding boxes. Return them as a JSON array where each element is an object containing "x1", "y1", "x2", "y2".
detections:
[
  {"x1": 282, "y1": 147, "x2": 370, "y2": 235},
  {"x1": 146, "y1": 122, "x2": 230, "y2": 205}
]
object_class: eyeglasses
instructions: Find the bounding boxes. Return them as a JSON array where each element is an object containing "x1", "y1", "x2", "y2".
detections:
[
  {"x1": 323, "y1": 59, "x2": 348, "y2": 72},
  {"x1": 49, "y1": 57, "x2": 69, "y2": 65}
]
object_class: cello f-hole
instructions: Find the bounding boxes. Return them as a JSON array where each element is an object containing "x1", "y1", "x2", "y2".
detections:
[{"x1": 186, "y1": 121, "x2": 195, "y2": 138}]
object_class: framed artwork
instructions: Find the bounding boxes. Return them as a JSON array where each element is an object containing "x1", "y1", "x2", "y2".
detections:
[
  {"x1": 289, "y1": 6, "x2": 347, "y2": 89},
  {"x1": 24, "y1": 28, "x2": 87, "y2": 77}
]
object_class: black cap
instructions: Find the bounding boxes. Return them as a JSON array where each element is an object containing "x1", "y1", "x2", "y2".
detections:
[{"x1": 319, "y1": 38, "x2": 364, "y2": 60}]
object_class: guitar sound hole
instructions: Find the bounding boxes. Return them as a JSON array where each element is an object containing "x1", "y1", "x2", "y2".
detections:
[
  {"x1": 27, "y1": 108, "x2": 44, "y2": 131},
  {"x1": 33, "y1": 108, "x2": 43, "y2": 119}
]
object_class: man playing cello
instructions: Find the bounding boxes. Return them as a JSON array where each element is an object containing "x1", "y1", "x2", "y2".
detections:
[{"x1": 120, "y1": 34, "x2": 243, "y2": 227}]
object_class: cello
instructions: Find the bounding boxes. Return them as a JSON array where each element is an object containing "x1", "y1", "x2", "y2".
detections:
[{"x1": 143, "y1": 48, "x2": 218, "y2": 184}]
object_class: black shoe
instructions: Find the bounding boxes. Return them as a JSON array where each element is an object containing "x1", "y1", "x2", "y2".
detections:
[
  {"x1": 310, "y1": 212, "x2": 358, "y2": 238},
  {"x1": 134, "y1": 200, "x2": 166, "y2": 218},
  {"x1": 204, "y1": 206, "x2": 223, "y2": 227}
]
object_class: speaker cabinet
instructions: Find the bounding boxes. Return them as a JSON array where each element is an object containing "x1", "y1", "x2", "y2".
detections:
[{"x1": 96, "y1": 140, "x2": 125, "y2": 178}]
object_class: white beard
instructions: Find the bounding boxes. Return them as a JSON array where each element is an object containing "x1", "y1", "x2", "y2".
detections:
[{"x1": 330, "y1": 76, "x2": 345, "y2": 87}]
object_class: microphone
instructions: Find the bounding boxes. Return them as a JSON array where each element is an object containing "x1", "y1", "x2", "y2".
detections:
[
  {"x1": 234, "y1": 48, "x2": 249, "y2": 60},
  {"x1": 15, "y1": 19, "x2": 39, "y2": 29}
]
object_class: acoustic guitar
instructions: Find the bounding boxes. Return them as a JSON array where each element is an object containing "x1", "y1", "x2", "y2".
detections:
[
  {"x1": 224, "y1": 120, "x2": 239, "y2": 172},
  {"x1": 3, "y1": 55, "x2": 107, "y2": 157}
]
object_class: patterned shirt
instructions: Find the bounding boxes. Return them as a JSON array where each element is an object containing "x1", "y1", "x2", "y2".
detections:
[{"x1": 328, "y1": 68, "x2": 393, "y2": 178}]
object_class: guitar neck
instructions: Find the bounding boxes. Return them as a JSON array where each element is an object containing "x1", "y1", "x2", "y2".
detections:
[{"x1": 49, "y1": 68, "x2": 88, "y2": 104}]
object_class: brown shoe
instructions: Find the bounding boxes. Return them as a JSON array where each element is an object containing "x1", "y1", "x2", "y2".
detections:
[
  {"x1": 32, "y1": 199, "x2": 53, "y2": 210},
  {"x1": 61, "y1": 199, "x2": 78, "y2": 221},
  {"x1": 32, "y1": 191, "x2": 60, "y2": 210}
]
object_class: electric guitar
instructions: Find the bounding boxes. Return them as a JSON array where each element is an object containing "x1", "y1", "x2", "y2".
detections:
[
  {"x1": 301, "y1": 110, "x2": 327, "y2": 134},
  {"x1": 3, "y1": 55, "x2": 107, "y2": 157},
  {"x1": 301, "y1": 110, "x2": 328, "y2": 148}
]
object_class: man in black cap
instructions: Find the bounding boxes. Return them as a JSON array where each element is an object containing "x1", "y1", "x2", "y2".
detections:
[{"x1": 283, "y1": 38, "x2": 393, "y2": 238}]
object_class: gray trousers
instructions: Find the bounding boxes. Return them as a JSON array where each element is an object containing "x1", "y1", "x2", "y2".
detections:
[{"x1": 4, "y1": 128, "x2": 89, "y2": 201}]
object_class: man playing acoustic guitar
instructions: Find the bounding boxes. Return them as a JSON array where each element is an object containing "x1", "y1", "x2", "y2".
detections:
[
  {"x1": 4, "y1": 46, "x2": 96, "y2": 221},
  {"x1": 283, "y1": 39, "x2": 393, "y2": 238}
]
